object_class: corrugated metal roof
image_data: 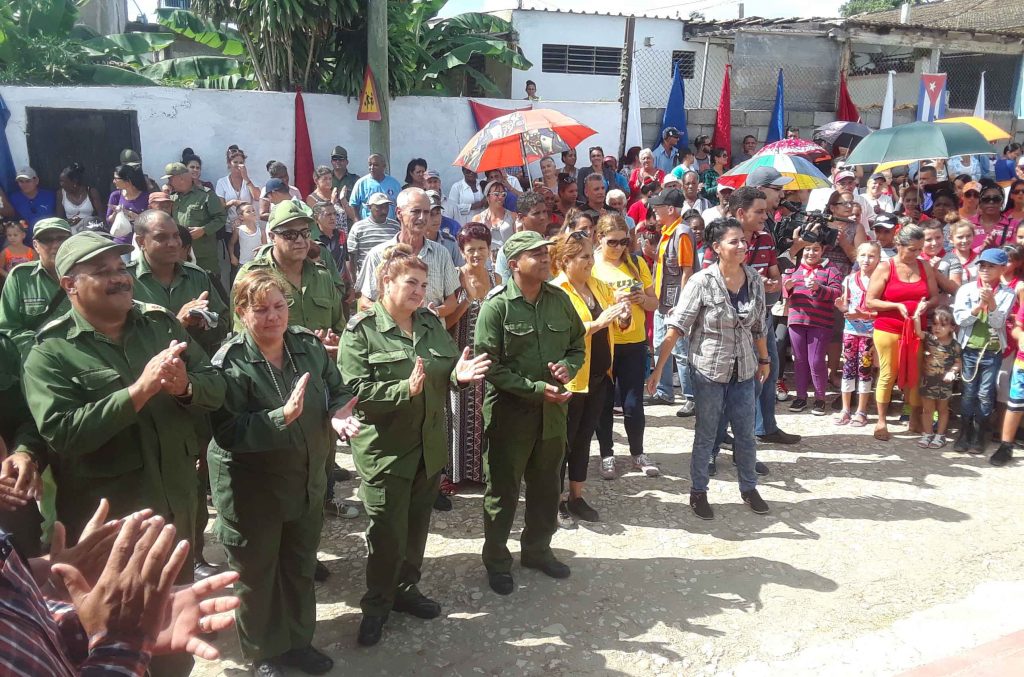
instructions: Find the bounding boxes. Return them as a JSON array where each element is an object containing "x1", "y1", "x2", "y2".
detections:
[{"x1": 851, "y1": 0, "x2": 1024, "y2": 37}]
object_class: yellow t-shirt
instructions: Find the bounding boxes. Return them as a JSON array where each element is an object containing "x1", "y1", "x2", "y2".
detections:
[{"x1": 593, "y1": 256, "x2": 652, "y2": 345}]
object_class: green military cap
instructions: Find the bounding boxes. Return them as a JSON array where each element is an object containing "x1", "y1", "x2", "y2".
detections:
[
  {"x1": 331, "y1": 145, "x2": 348, "y2": 160},
  {"x1": 120, "y1": 149, "x2": 142, "y2": 164},
  {"x1": 55, "y1": 231, "x2": 133, "y2": 277},
  {"x1": 268, "y1": 200, "x2": 314, "y2": 232},
  {"x1": 162, "y1": 162, "x2": 189, "y2": 180},
  {"x1": 503, "y1": 230, "x2": 552, "y2": 260},
  {"x1": 33, "y1": 217, "x2": 72, "y2": 237}
]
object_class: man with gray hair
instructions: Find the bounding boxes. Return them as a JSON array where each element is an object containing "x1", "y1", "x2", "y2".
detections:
[
  {"x1": 350, "y1": 154, "x2": 402, "y2": 220},
  {"x1": 357, "y1": 188, "x2": 460, "y2": 314}
]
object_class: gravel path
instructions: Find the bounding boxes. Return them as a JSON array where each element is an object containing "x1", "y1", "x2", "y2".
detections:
[{"x1": 191, "y1": 401, "x2": 1024, "y2": 676}]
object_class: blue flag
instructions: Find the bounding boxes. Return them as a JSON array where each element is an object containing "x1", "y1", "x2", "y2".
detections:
[
  {"x1": 765, "y1": 69, "x2": 785, "y2": 144},
  {"x1": 0, "y1": 93, "x2": 16, "y2": 195},
  {"x1": 657, "y1": 61, "x2": 688, "y2": 150}
]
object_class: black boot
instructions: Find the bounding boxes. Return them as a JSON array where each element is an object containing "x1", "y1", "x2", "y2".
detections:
[
  {"x1": 969, "y1": 415, "x2": 989, "y2": 455},
  {"x1": 953, "y1": 416, "x2": 973, "y2": 453},
  {"x1": 990, "y1": 442, "x2": 1013, "y2": 467}
]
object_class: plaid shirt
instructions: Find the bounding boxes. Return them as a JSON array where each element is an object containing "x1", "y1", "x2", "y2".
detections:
[
  {"x1": 0, "y1": 532, "x2": 150, "y2": 676},
  {"x1": 358, "y1": 235, "x2": 461, "y2": 306},
  {"x1": 665, "y1": 264, "x2": 766, "y2": 383}
]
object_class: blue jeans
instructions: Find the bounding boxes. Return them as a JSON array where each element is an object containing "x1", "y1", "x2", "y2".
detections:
[
  {"x1": 754, "y1": 321, "x2": 779, "y2": 436},
  {"x1": 654, "y1": 309, "x2": 692, "y2": 401},
  {"x1": 961, "y1": 348, "x2": 1001, "y2": 419},
  {"x1": 690, "y1": 367, "x2": 758, "y2": 493}
]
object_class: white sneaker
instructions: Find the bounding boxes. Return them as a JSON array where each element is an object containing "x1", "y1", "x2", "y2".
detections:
[
  {"x1": 600, "y1": 456, "x2": 616, "y2": 480},
  {"x1": 632, "y1": 453, "x2": 660, "y2": 477}
]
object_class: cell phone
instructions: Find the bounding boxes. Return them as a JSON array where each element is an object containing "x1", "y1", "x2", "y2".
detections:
[{"x1": 629, "y1": 280, "x2": 643, "y2": 294}]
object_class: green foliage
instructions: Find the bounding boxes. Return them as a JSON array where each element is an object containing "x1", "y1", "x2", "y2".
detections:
[
  {"x1": 155, "y1": 8, "x2": 244, "y2": 57},
  {"x1": 840, "y1": 0, "x2": 905, "y2": 18}
]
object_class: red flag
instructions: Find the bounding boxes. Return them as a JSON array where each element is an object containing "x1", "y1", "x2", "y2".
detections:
[
  {"x1": 293, "y1": 88, "x2": 314, "y2": 198},
  {"x1": 468, "y1": 99, "x2": 532, "y2": 130},
  {"x1": 711, "y1": 65, "x2": 732, "y2": 158},
  {"x1": 836, "y1": 72, "x2": 861, "y2": 123}
]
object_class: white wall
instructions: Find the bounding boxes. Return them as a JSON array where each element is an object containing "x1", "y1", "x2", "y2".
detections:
[
  {"x1": 511, "y1": 10, "x2": 687, "y2": 103},
  {"x1": 0, "y1": 86, "x2": 622, "y2": 191}
]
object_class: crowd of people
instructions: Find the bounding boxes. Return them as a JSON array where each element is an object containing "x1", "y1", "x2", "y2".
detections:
[{"x1": 0, "y1": 132, "x2": 1022, "y2": 676}]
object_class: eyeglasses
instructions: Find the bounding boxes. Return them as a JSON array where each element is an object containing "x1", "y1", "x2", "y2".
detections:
[
  {"x1": 1011, "y1": 190, "x2": 1024, "y2": 196},
  {"x1": 276, "y1": 228, "x2": 312, "y2": 241},
  {"x1": 604, "y1": 237, "x2": 630, "y2": 247},
  {"x1": 963, "y1": 191, "x2": 980, "y2": 198},
  {"x1": 568, "y1": 230, "x2": 590, "y2": 241},
  {"x1": 980, "y1": 195, "x2": 1003, "y2": 204},
  {"x1": 488, "y1": 189, "x2": 507, "y2": 196},
  {"x1": 558, "y1": 175, "x2": 576, "y2": 185}
]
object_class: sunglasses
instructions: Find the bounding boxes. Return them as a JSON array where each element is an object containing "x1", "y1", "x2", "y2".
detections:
[
  {"x1": 1011, "y1": 190, "x2": 1024, "y2": 196},
  {"x1": 276, "y1": 228, "x2": 312, "y2": 241},
  {"x1": 964, "y1": 191, "x2": 980, "y2": 198},
  {"x1": 568, "y1": 230, "x2": 590, "y2": 241},
  {"x1": 604, "y1": 237, "x2": 631, "y2": 247},
  {"x1": 831, "y1": 200, "x2": 856, "y2": 207},
  {"x1": 980, "y1": 195, "x2": 1003, "y2": 204}
]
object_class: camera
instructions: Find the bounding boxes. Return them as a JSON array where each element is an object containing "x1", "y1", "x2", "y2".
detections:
[{"x1": 779, "y1": 208, "x2": 851, "y2": 248}]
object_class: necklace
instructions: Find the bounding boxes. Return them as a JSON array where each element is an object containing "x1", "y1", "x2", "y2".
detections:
[{"x1": 263, "y1": 342, "x2": 299, "y2": 404}]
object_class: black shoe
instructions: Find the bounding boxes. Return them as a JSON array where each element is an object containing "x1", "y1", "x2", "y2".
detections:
[
  {"x1": 741, "y1": 489, "x2": 770, "y2": 514},
  {"x1": 969, "y1": 415, "x2": 989, "y2": 455},
  {"x1": 314, "y1": 560, "x2": 331, "y2": 582},
  {"x1": 708, "y1": 459, "x2": 717, "y2": 477},
  {"x1": 690, "y1": 491, "x2": 714, "y2": 520},
  {"x1": 331, "y1": 463, "x2": 352, "y2": 482},
  {"x1": 522, "y1": 557, "x2": 571, "y2": 579},
  {"x1": 433, "y1": 492, "x2": 453, "y2": 511},
  {"x1": 251, "y1": 660, "x2": 284, "y2": 677},
  {"x1": 557, "y1": 501, "x2": 576, "y2": 530},
  {"x1": 755, "y1": 461, "x2": 770, "y2": 476},
  {"x1": 990, "y1": 443, "x2": 1013, "y2": 467},
  {"x1": 789, "y1": 398, "x2": 807, "y2": 412},
  {"x1": 566, "y1": 497, "x2": 600, "y2": 522},
  {"x1": 720, "y1": 433, "x2": 734, "y2": 450},
  {"x1": 831, "y1": 396, "x2": 843, "y2": 411},
  {"x1": 280, "y1": 646, "x2": 334, "y2": 675},
  {"x1": 953, "y1": 417, "x2": 973, "y2": 453},
  {"x1": 675, "y1": 399, "x2": 696, "y2": 417},
  {"x1": 811, "y1": 399, "x2": 827, "y2": 416},
  {"x1": 357, "y1": 615, "x2": 387, "y2": 647},
  {"x1": 644, "y1": 394, "x2": 673, "y2": 406},
  {"x1": 488, "y1": 571, "x2": 514, "y2": 595},
  {"x1": 393, "y1": 592, "x2": 441, "y2": 619},
  {"x1": 758, "y1": 429, "x2": 801, "y2": 445},
  {"x1": 194, "y1": 561, "x2": 221, "y2": 581}
]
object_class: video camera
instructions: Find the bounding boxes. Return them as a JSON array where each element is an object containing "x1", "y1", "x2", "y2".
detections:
[{"x1": 776, "y1": 202, "x2": 853, "y2": 249}]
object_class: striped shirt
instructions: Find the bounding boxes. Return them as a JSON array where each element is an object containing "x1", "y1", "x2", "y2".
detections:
[
  {"x1": 0, "y1": 531, "x2": 150, "y2": 676},
  {"x1": 347, "y1": 216, "x2": 401, "y2": 278},
  {"x1": 784, "y1": 261, "x2": 842, "y2": 328},
  {"x1": 358, "y1": 235, "x2": 461, "y2": 306}
]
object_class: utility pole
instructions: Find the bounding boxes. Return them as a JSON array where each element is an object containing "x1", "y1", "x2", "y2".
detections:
[
  {"x1": 367, "y1": 1, "x2": 390, "y2": 165},
  {"x1": 618, "y1": 16, "x2": 636, "y2": 160}
]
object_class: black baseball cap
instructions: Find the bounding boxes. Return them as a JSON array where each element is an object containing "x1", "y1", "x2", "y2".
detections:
[{"x1": 647, "y1": 188, "x2": 686, "y2": 208}]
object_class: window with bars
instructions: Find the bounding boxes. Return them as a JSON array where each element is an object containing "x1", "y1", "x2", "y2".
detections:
[
  {"x1": 542, "y1": 44, "x2": 623, "y2": 76},
  {"x1": 671, "y1": 50, "x2": 696, "y2": 79}
]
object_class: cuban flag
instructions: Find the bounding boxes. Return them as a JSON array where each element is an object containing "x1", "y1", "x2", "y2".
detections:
[{"x1": 917, "y1": 73, "x2": 948, "y2": 122}]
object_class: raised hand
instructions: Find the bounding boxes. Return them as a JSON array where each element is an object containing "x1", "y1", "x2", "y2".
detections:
[
  {"x1": 408, "y1": 358, "x2": 426, "y2": 396},
  {"x1": 157, "y1": 340, "x2": 190, "y2": 397},
  {"x1": 283, "y1": 373, "x2": 310, "y2": 425},
  {"x1": 454, "y1": 347, "x2": 491, "y2": 384},
  {"x1": 151, "y1": 571, "x2": 241, "y2": 660},
  {"x1": 547, "y1": 361, "x2": 570, "y2": 384},
  {"x1": 176, "y1": 291, "x2": 210, "y2": 328},
  {"x1": 314, "y1": 329, "x2": 340, "y2": 358}
]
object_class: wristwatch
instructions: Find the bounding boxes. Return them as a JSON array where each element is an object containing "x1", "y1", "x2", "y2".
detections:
[
  {"x1": 175, "y1": 380, "x2": 194, "y2": 402},
  {"x1": 758, "y1": 356, "x2": 771, "y2": 365}
]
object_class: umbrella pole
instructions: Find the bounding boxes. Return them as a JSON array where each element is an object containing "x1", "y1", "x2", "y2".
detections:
[{"x1": 520, "y1": 135, "x2": 532, "y2": 186}]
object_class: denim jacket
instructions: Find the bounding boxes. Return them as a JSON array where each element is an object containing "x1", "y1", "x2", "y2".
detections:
[{"x1": 952, "y1": 280, "x2": 1016, "y2": 350}]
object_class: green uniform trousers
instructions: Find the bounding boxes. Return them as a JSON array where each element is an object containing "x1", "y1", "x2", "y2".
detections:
[
  {"x1": 481, "y1": 419, "x2": 565, "y2": 574},
  {"x1": 360, "y1": 457, "x2": 440, "y2": 616},
  {"x1": 218, "y1": 507, "x2": 322, "y2": 661}
]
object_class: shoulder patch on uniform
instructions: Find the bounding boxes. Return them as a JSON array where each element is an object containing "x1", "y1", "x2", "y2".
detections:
[
  {"x1": 484, "y1": 284, "x2": 506, "y2": 300},
  {"x1": 7, "y1": 261, "x2": 40, "y2": 277},
  {"x1": 126, "y1": 259, "x2": 140, "y2": 270},
  {"x1": 180, "y1": 260, "x2": 206, "y2": 275},
  {"x1": 211, "y1": 333, "x2": 244, "y2": 367},
  {"x1": 346, "y1": 308, "x2": 375, "y2": 330},
  {"x1": 36, "y1": 313, "x2": 73, "y2": 338},
  {"x1": 137, "y1": 302, "x2": 176, "y2": 318},
  {"x1": 287, "y1": 325, "x2": 316, "y2": 336}
]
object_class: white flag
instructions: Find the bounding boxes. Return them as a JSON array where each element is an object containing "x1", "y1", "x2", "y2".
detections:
[
  {"x1": 626, "y1": 67, "x2": 643, "y2": 151},
  {"x1": 973, "y1": 71, "x2": 986, "y2": 118},
  {"x1": 880, "y1": 70, "x2": 895, "y2": 129}
]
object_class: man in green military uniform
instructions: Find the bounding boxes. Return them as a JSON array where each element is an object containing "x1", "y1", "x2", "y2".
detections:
[
  {"x1": 234, "y1": 201, "x2": 344, "y2": 338},
  {"x1": 22, "y1": 231, "x2": 226, "y2": 548},
  {"x1": 0, "y1": 217, "x2": 72, "y2": 356},
  {"x1": 129, "y1": 209, "x2": 229, "y2": 357},
  {"x1": 166, "y1": 162, "x2": 226, "y2": 293},
  {"x1": 474, "y1": 231, "x2": 585, "y2": 595}
]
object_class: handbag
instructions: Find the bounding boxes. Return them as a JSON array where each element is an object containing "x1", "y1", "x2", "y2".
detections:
[{"x1": 110, "y1": 209, "x2": 133, "y2": 239}]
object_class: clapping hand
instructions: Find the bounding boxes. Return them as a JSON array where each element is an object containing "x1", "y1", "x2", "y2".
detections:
[
  {"x1": 979, "y1": 284, "x2": 995, "y2": 310},
  {"x1": 0, "y1": 451, "x2": 40, "y2": 509},
  {"x1": 547, "y1": 361, "x2": 570, "y2": 384},
  {"x1": 177, "y1": 291, "x2": 210, "y2": 328},
  {"x1": 408, "y1": 358, "x2": 426, "y2": 396},
  {"x1": 542, "y1": 383, "x2": 572, "y2": 404},
  {"x1": 454, "y1": 347, "x2": 491, "y2": 384},
  {"x1": 314, "y1": 329, "x2": 340, "y2": 358},
  {"x1": 283, "y1": 373, "x2": 310, "y2": 425},
  {"x1": 151, "y1": 570, "x2": 240, "y2": 660},
  {"x1": 331, "y1": 397, "x2": 361, "y2": 440},
  {"x1": 157, "y1": 340, "x2": 190, "y2": 397}
]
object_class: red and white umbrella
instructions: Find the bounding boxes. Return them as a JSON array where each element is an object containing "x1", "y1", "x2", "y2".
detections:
[{"x1": 754, "y1": 137, "x2": 831, "y2": 163}]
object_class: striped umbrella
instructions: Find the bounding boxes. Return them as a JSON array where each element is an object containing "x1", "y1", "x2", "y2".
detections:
[
  {"x1": 753, "y1": 137, "x2": 831, "y2": 162},
  {"x1": 453, "y1": 108, "x2": 597, "y2": 173},
  {"x1": 719, "y1": 154, "x2": 832, "y2": 190}
]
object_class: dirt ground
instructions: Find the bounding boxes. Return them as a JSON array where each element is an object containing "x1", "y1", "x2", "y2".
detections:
[{"x1": 190, "y1": 400, "x2": 1024, "y2": 676}]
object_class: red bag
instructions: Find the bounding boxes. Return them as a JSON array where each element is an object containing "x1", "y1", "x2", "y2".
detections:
[{"x1": 896, "y1": 317, "x2": 921, "y2": 392}]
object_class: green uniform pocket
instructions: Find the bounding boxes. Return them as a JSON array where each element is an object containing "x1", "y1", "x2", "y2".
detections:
[{"x1": 214, "y1": 517, "x2": 248, "y2": 548}]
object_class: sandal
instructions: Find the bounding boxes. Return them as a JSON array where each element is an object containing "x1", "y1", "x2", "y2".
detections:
[
  {"x1": 835, "y1": 410, "x2": 852, "y2": 425},
  {"x1": 873, "y1": 427, "x2": 892, "y2": 441},
  {"x1": 917, "y1": 433, "x2": 934, "y2": 448},
  {"x1": 850, "y1": 411, "x2": 868, "y2": 427},
  {"x1": 929, "y1": 434, "x2": 948, "y2": 449}
]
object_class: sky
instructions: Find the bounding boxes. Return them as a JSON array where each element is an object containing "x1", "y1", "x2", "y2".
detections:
[{"x1": 128, "y1": 0, "x2": 845, "y2": 25}]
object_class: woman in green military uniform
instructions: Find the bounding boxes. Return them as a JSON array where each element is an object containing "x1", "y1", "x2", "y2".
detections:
[
  {"x1": 207, "y1": 269, "x2": 359, "y2": 677},
  {"x1": 339, "y1": 244, "x2": 490, "y2": 647}
]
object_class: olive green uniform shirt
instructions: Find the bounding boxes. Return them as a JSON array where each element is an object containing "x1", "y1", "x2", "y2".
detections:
[
  {"x1": 128, "y1": 254, "x2": 229, "y2": 356},
  {"x1": 22, "y1": 303, "x2": 226, "y2": 541},
  {"x1": 173, "y1": 186, "x2": 226, "y2": 276},
  {"x1": 0, "y1": 261, "x2": 70, "y2": 357},
  {"x1": 208, "y1": 327, "x2": 353, "y2": 524},
  {"x1": 234, "y1": 250, "x2": 344, "y2": 334},
  {"x1": 474, "y1": 278, "x2": 586, "y2": 440},
  {"x1": 339, "y1": 303, "x2": 462, "y2": 481},
  {"x1": 0, "y1": 332, "x2": 45, "y2": 463}
]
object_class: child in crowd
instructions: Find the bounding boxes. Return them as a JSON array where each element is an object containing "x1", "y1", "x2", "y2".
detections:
[
  {"x1": 992, "y1": 293, "x2": 1024, "y2": 466},
  {"x1": 920, "y1": 219, "x2": 962, "y2": 301},
  {"x1": 835, "y1": 242, "x2": 880, "y2": 427},
  {"x1": 784, "y1": 240, "x2": 842, "y2": 415},
  {"x1": 1, "y1": 221, "x2": 35, "y2": 275},
  {"x1": 914, "y1": 307, "x2": 961, "y2": 448},
  {"x1": 229, "y1": 203, "x2": 265, "y2": 269},
  {"x1": 872, "y1": 213, "x2": 899, "y2": 260},
  {"x1": 948, "y1": 219, "x2": 979, "y2": 284}
]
